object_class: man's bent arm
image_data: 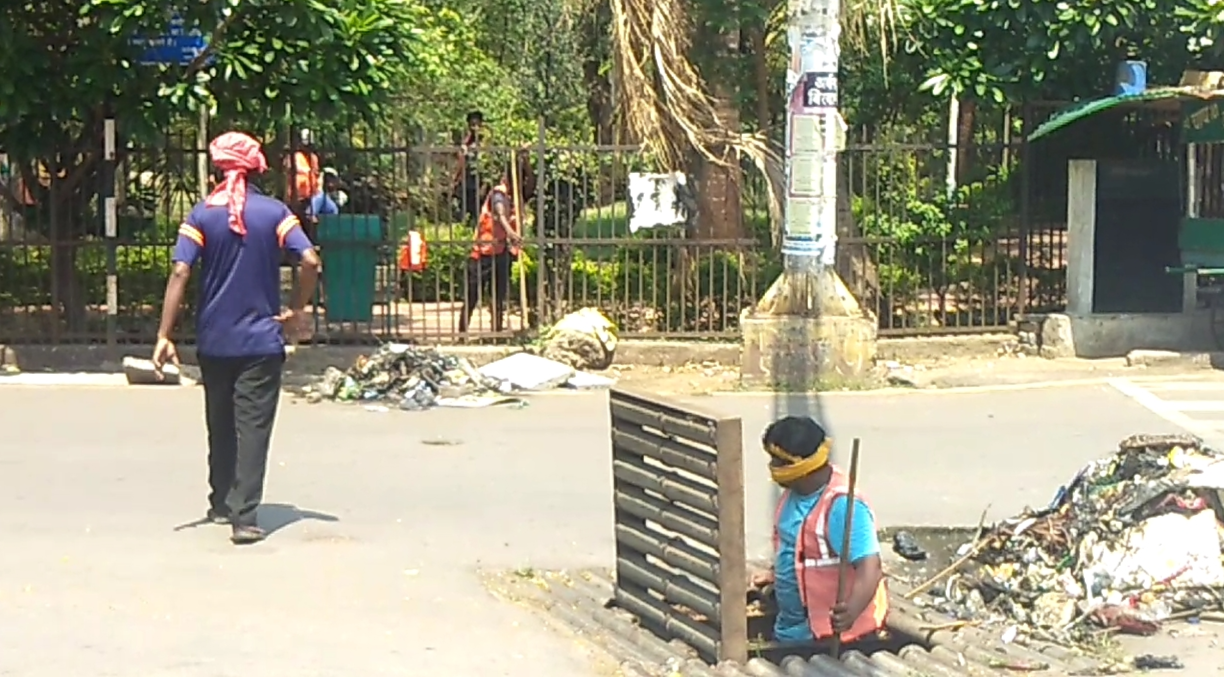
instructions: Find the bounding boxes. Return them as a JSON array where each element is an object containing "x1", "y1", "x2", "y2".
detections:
[
  {"x1": 843, "y1": 555, "x2": 884, "y2": 619},
  {"x1": 493, "y1": 199, "x2": 518, "y2": 238},
  {"x1": 291, "y1": 249, "x2": 322, "y2": 311},
  {"x1": 157, "y1": 262, "x2": 192, "y2": 339}
]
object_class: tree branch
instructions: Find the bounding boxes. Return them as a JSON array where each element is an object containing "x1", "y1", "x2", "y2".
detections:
[
  {"x1": 59, "y1": 109, "x2": 104, "y2": 196},
  {"x1": 181, "y1": 7, "x2": 246, "y2": 81}
]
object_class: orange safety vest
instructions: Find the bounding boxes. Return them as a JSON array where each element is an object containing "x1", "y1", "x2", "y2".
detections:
[
  {"x1": 773, "y1": 466, "x2": 889, "y2": 642},
  {"x1": 471, "y1": 182, "x2": 519, "y2": 259},
  {"x1": 397, "y1": 230, "x2": 429, "y2": 272},
  {"x1": 285, "y1": 151, "x2": 320, "y2": 202}
]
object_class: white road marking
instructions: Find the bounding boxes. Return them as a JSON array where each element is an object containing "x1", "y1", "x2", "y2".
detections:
[
  {"x1": 1143, "y1": 381, "x2": 1224, "y2": 392},
  {"x1": 1161, "y1": 401, "x2": 1224, "y2": 412},
  {"x1": 1107, "y1": 377, "x2": 1224, "y2": 446}
]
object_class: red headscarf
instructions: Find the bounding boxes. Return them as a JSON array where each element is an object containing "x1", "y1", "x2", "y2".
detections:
[{"x1": 205, "y1": 131, "x2": 269, "y2": 236}]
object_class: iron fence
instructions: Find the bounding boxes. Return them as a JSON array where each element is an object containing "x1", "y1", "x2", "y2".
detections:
[
  {"x1": 0, "y1": 131, "x2": 766, "y2": 344},
  {"x1": 2, "y1": 103, "x2": 1139, "y2": 345}
]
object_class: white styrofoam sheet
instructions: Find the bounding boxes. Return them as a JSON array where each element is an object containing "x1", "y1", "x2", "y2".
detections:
[{"x1": 477, "y1": 353, "x2": 575, "y2": 391}]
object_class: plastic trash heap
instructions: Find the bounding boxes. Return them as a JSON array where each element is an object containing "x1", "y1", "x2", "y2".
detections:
[
  {"x1": 909, "y1": 433, "x2": 1224, "y2": 645},
  {"x1": 312, "y1": 343, "x2": 510, "y2": 411}
]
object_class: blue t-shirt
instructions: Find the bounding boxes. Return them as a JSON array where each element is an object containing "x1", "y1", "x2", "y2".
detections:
[
  {"x1": 774, "y1": 489, "x2": 880, "y2": 643},
  {"x1": 173, "y1": 189, "x2": 315, "y2": 357},
  {"x1": 310, "y1": 192, "x2": 339, "y2": 217}
]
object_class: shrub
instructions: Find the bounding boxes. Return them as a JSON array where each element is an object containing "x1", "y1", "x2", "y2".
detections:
[{"x1": 853, "y1": 164, "x2": 1019, "y2": 327}]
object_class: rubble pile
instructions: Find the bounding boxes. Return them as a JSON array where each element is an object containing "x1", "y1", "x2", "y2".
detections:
[
  {"x1": 309, "y1": 343, "x2": 513, "y2": 411},
  {"x1": 918, "y1": 433, "x2": 1224, "y2": 643}
]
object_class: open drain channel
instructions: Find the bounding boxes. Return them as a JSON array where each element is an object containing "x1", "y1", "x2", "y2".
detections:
[{"x1": 498, "y1": 569, "x2": 1104, "y2": 677}]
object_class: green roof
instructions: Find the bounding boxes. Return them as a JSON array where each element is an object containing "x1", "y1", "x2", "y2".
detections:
[{"x1": 1027, "y1": 86, "x2": 1224, "y2": 142}]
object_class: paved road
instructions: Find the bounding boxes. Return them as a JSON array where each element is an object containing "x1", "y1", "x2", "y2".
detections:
[
  {"x1": 1107, "y1": 374, "x2": 1224, "y2": 449},
  {"x1": 0, "y1": 382, "x2": 1189, "y2": 675}
]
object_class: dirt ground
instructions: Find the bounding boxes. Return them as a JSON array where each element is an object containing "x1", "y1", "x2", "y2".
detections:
[{"x1": 604, "y1": 354, "x2": 1212, "y2": 396}]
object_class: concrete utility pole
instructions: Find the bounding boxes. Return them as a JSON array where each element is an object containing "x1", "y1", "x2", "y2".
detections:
[
  {"x1": 743, "y1": 0, "x2": 879, "y2": 559},
  {"x1": 742, "y1": 0, "x2": 874, "y2": 393},
  {"x1": 782, "y1": 0, "x2": 842, "y2": 270}
]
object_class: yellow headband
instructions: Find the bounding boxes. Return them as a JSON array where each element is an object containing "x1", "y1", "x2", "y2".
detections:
[{"x1": 766, "y1": 439, "x2": 831, "y2": 484}]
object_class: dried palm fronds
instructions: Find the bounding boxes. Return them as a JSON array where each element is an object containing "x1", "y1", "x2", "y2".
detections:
[
  {"x1": 608, "y1": 0, "x2": 783, "y2": 231},
  {"x1": 608, "y1": 0, "x2": 900, "y2": 315}
]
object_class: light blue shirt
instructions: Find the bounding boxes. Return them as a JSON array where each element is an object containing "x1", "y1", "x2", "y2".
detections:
[
  {"x1": 773, "y1": 489, "x2": 880, "y2": 643},
  {"x1": 310, "y1": 192, "x2": 339, "y2": 216}
]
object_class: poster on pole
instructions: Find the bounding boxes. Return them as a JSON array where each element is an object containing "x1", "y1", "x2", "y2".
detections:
[{"x1": 782, "y1": 22, "x2": 841, "y2": 262}]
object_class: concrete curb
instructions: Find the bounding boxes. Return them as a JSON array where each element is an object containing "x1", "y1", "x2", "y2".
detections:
[
  {"x1": 0, "y1": 334, "x2": 1017, "y2": 375},
  {"x1": 1125, "y1": 349, "x2": 1222, "y2": 369},
  {"x1": 0, "y1": 341, "x2": 743, "y2": 375}
]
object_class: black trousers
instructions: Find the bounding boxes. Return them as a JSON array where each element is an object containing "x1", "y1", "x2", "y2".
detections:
[
  {"x1": 459, "y1": 251, "x2": 512, "y2": 333},
  {"x1": 198, "y1": 354, "x2": 284, "y2": 527}
]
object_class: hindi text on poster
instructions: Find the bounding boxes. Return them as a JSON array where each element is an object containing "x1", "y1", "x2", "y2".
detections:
[{"x1": 801, "y1": 72, "x2": 837, "y2": 110}]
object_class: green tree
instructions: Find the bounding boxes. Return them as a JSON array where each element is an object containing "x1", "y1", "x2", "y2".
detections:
[
  {"x1": 907, "y1": 0, "x2": 1199, "y2": 102},
  {"x1": 0, "y1": 0, "x2": 449, "y2": 328}
]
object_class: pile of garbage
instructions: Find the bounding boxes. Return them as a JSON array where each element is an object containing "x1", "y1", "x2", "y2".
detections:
[
  {"x1": 309, "y1": 344, "x2": 516, "y2": 411},
  {"x1": 303, "y1": 309, "x2": 622, "y2": 411},
  {"x1": 916, "y1": 433, "x2": 1224, "y2": 644},
  {"x1": 539, "y1": 308, "x2": 618, "y2": 371}
]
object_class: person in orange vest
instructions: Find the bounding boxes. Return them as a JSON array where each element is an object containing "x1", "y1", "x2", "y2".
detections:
[
  {"x1": 752, "y1": 416, "x2": 888, "y2": 644},
  {"x1": 284, "y1": 129, "x2": 322, "y2": 237},
  {"x1": 458, "y1": 161, "x2": 523, "y2": 333}
]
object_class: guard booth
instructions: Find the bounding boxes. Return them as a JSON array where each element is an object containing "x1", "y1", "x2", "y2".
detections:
[
  {"x1": 1177, "y1": 92, "x2": 1224, "y2": 347},
  {"x1": 1024, "y1": 71, "x2": 1224, "y2": 356}
]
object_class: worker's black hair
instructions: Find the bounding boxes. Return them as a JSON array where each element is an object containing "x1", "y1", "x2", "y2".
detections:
[
  {"x1": 762, "y1": 416, "x2": 827, "y2": 458},
  {"x1": 466, "y1": 110, "x2": 484, "y2": 124}
]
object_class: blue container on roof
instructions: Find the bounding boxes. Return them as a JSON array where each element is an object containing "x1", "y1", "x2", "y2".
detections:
[{"x1": 1115, "y1": 61, "x2": 1148, "y2": 96}]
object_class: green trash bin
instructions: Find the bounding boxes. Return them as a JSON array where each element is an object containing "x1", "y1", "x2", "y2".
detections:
[{"x1": 317, "y1": 213, "x2": 382, "y2": 323}]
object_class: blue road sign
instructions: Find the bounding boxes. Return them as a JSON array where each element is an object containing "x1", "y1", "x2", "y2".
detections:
[{"x1": 130, "y1": 14, "x2": 210, "y2": 66}]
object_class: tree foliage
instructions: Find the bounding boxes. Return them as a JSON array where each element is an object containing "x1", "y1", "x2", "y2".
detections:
[
  {"x1": 0, "y1": 0, "x2": 457, "y2": 163},
  {"x1": 907, "y1": 0, "x2": 1204, "y2": 102}
]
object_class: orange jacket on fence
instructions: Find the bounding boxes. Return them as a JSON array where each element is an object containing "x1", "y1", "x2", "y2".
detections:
[
  {"x1": 284, "y1": 150, "x2": 320, "y2": 202},
  {"x1": 773, "y1": 466, "x2": 890, "y2": 642},
  {"x1": 398, "y1": 230, "x2": 428, "y2": 273},
  {"x1": 471, "y1": 182, "x2": 519, "y2": 259}
]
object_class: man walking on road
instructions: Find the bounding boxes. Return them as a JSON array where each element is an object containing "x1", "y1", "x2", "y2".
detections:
[
  {"x1": 752, "y1": 416, "x2": 889, "y2": 643},
  {"x1": 152, "y1": 131, "x2": 322, "y2": 545}
]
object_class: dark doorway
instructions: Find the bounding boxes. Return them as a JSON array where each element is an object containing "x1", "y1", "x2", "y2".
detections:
[{"x1": 1092, "y1": 159, "x2": 1183, "y2": 313}]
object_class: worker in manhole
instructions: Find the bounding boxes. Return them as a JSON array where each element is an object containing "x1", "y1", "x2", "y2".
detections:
[{"x1": 752, "y1": 416, "x2": 888, "y2": 644}]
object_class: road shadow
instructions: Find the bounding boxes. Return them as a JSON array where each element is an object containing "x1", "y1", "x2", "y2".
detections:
[
  {"x1": 258, "y1": 503, "x2": 339, "y2": 536},
  {"x1": 173, "y1": 502, "x2": 339, "y2": 536}
]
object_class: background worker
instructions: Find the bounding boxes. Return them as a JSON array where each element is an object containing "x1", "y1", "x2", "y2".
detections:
[
  {"x1": 312, "y1": 167, "x2": 346, "y2": 217},
  {"x1": 751, "y1": 416, "x2": 888, "y2": 644},
  {"x1": 458, "y1": 159, "x2": 520, "y2": 334},
  {"x1": 153, "y1": 131, "x2": 321, "y2": 546},
  {"x1": 452, "y1": 111, "x2": 485, "y2": 224},
  {"x1": 285, "y1": 128, "x2": 322, "y2": 240}
]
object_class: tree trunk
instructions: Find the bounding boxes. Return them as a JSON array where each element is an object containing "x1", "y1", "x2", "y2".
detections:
[
  {"x1": 693, "y1": 28, "x2": 744, "y2": 241},
  {"x1": 580, "y1": 1, "x2": 616, "y2": 206},
  {"x1": 744, "y1": 24, "x2": 771, "y2": 134},
  {"x1": 48, "y1": 176, "x2": 87, "y2": 335},
  {"x1": 955, "y1": 99, "x2": 976, "y2": 183}
]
